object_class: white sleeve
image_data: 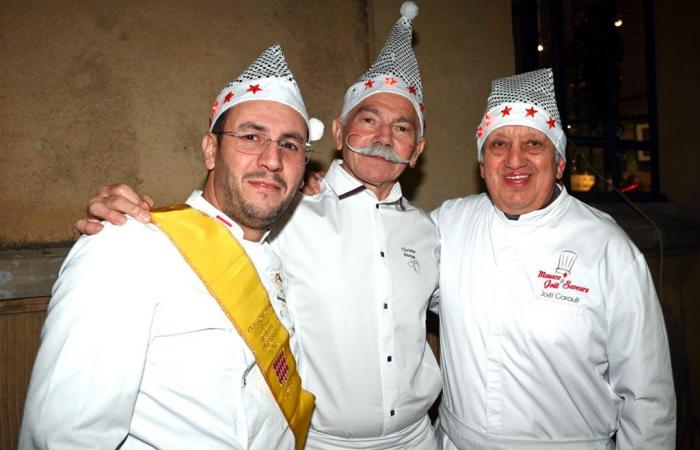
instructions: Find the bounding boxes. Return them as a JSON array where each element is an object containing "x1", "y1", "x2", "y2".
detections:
[
  {"x1": 19, "y1": 225, "x2": 158, "y2": 449},
  {"x1": 429, "y1": 205, "x2": 441, "y2": 230},
  {"x1": 427, "y1": 206, "x2": 442, "y2": 315},
  {"x1": 428, "y1": 233, "x2": 440, "y2": 314},
  {"x1": 606, "y1": 253, "x2": 676, "y2": 449}
]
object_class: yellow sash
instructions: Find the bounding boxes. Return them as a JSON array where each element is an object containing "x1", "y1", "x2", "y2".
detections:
[{"x1": 151, "y1": 204, "x2": 314, "y2": 450}]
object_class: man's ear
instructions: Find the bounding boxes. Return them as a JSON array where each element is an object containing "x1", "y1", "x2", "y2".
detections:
[
  {"x1": 202, "y1": 133, "x2": 218, "y2": 170},
  {"x1": 479, "y1": 162, "x2": 486, "y2": 180},
  {"x1": 556, "y1": 154, "x2": 566, "y2": 180},
  {"x1": 332, "y1": 117, "x2": 345, "y2": 151},
  {"x1": 409, "y1": 136, "x2": 426, "y2": 168}
]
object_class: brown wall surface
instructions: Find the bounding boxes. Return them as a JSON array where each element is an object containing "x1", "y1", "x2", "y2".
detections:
[
  {"x1": 0, "y1": 0, "x2": 368, "y2": 246},
  {"x1": 656, "y1": 1, "x2": 699, "y2": 209},
  {"x1": 655, "y1": 4, "x2": 700, "y2": 446},
  {"x1": 0, "y1": 298, "x2": 49, "y2": 449},
  {"x1": 648, "y1": 253, "x2": 700, "y2": 449},
  {"x1": 0, "y1": 0, "x2": 514, "y2": 247}
]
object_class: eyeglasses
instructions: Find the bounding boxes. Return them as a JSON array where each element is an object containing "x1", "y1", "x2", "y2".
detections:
[{"x1": 216, "y1": 130, "x2": 312, "y2": 164}]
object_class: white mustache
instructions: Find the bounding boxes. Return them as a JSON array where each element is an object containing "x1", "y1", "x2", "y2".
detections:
[{"x1": 345, "y1": 136, "x2": 411, "y2": 164}]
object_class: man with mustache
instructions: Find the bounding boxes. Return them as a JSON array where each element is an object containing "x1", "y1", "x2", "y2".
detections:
[
  {"x1": 20, "y1": 44, "x2": 321, "y2": 450},
  {"x1": 75, "y1": 3, "x2": 442, "y2": 449}
]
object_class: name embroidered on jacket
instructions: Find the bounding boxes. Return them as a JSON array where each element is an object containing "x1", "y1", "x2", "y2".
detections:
[
  {"x1": 402, "y1": 247, "x2": 422, "y2": 273},
  {"x1": 535, "y1": 251, "x2": 591, "y2": 303}
]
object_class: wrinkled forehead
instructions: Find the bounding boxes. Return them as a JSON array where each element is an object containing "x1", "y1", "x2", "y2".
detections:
[{"x1": 347, "y1": 92, "x2": 419, "y2": 124}]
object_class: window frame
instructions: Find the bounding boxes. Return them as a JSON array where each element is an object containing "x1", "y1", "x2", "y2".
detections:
[{"x1": 512, "y1": 0, "x2": 664, "y2": 202}]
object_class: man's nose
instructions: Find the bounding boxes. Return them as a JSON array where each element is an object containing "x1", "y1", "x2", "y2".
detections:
[
  {"x1": 505, "y1": 145, "x2": 526, "y2": 168},
  {"x1": 375, "y1": 122, "x2": 392, "y2": 145},
  {"x1": 257, "y1": 141, "x2": 283, "y2": 172}
]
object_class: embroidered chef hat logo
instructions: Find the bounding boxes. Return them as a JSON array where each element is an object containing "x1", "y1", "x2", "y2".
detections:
[
  {"x1": 209, "y1": 44, "x2": 324, "y2": 142},
  {"x1": 340, "y1": 1, "x2": 425, "y2": 136},
  {"x1": 476, "y1": 68, "x2": 566, "y2": 161},
  {"x1": 556, "y1": 251, "x2": 577, "y2": 277}
]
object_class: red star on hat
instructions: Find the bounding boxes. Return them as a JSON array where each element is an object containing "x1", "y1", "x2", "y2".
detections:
[
  {"x1": 419, "y1": 103, "x2": 425, "y2": 113},
  {"x1": 364, "y1": 79, "x2": 375, "y2": 89},
  {"x1": 477, "y1": 126, "x2": 483, "y2": 138},
  {"x1": 211, "y1": 100, "x2": 219, "y2": 114},
  {"x1": 224, "y1": 91, "x2": 234, "y2": 103},
  {"x1": 408, "y1": 86, "x2": 417, "y2": 95},
  {"x1": 501, "y1": 105, "x2": 512, "y2": 117},
  {"x1": 525, "y1": 106, "x2": 538, "y2": 117},
  {"x1": 247, "y1": 84, "x2": 262, "y2": 94},
  {"x1": 484, "y1": 113, "x2": 491, "y2": 127},
  {"x1": 384, "y1": 77, "x2": 397, "y2": 86},
  {"x1": 547, "y1": 117, "x2": 557, "y2": 129}
]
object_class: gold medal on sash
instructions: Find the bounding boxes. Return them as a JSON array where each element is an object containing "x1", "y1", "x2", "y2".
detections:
[{"x1": 151, "y1": 204, "x2": 314, "y2": 450}]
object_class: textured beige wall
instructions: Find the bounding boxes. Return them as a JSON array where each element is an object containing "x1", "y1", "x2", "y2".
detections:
[{"x1": 0, "y1": 0, "x2": 514, "y2": 246}]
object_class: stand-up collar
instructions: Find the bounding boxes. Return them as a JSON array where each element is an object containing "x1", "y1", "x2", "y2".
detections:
[
  {"x1": 492, "y1": 184, "x2": 569, "y2": 226},
  {"x1": 325, "y1": 159, "x2": 404, "y2": 205}
]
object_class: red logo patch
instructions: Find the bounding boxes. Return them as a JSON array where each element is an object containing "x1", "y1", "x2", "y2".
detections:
[{"x1": 537, "y1": 251, "x2": 590, "y2": 293}]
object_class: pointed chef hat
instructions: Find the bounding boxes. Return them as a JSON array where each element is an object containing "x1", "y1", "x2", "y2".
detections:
[
  {"x1": 209, "y1": 44, "x2": 324, "y2": 142},
  {"x1": 476, "y1": 68, "x2": 566, "y2": 161},
  {"x1": 340, "y1": 1, "x2": 425, "y2": 136}
]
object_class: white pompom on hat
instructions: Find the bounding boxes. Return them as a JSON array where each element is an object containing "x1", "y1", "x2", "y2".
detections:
[
  {"x1": 476, "y1": 68, "x2": 566, "y2": 161},
  {"x1": 208, "y1": 44, "x2": 324, "y2": 142},
  {"x1": 400, "y1": 1, "x2": 419, "y2": 20},
  {"x1": 340, "y1": 1, "x2": 425, "y2": 136}
]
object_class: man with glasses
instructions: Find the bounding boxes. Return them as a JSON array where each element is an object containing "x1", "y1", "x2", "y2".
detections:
[
  {"x1": 74, "y1": 3, "x2": 442, "y2": 449},
  {"x1": 20, "y1": 44, "x2": 322, "y2": 450}
]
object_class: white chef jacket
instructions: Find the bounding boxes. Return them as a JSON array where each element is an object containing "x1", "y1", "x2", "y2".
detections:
[
  {"x1": 270, "y1": 159, "x2": 441, "y2": 449},
  {"x1": 431, "y1": 187, "x2": 676, "y2": 450},
  {"x1": 20, "y1": 191, "x2": 297, "y2": 450}
]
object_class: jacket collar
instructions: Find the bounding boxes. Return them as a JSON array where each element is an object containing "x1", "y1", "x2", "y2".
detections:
[{"x1": 325, "y1": 159, "x2": 404, "y2": 207}]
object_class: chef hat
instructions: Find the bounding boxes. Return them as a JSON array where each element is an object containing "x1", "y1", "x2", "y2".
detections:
[
  {"x1": 476, "y1": 68, "x2": 566, "y2": 161},
  {"x1": 340, "y1": 1, "x2": 425, "y2": 136},
  {"x1": 209, "y1": 43, "x2": 324, "y2": 142}
]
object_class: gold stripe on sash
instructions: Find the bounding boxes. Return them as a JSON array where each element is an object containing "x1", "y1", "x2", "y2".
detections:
[{"x1": 151, "y1": 204, "x2": 314, "y2": 450}]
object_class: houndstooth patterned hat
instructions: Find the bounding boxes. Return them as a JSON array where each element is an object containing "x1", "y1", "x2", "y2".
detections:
[
  {"x1": 340, "y1": 1, "x2": 424, "y2": 136},
  {"x1": 476, "y1": 68, "x2": 566, "y2": 160},
  {"x1": 209, "y1": 44, "x2": 323, "y2": 141}
]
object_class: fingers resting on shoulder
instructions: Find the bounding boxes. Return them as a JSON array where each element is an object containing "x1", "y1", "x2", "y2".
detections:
[
  {"x1": 75, "y1": 183, "x2": 155, "y2": 235},
  {"x1": 301, "y1": 171, "x2": 325, "y2": 196}
]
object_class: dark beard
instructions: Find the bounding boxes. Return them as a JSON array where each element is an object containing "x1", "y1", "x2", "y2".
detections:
[{"x1": 218, "y1": 170, "x2": 296, "y2": 232}]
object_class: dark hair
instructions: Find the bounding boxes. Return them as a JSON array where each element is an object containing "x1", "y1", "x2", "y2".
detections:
[{"x1": 211, "y1": 109, "x2": 230, "y2": 134}]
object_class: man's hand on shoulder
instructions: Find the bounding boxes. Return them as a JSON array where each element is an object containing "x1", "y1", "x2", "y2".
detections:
[
  {"x1": 75, "y1": 183, "x2": 155, "y2": 235},
  {"x1": 301, "y1": 171, "x2": 325, "y2": 196}
]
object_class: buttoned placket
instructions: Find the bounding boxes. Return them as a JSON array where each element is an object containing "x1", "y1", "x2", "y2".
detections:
[
  {"x1": 484, "y1": 213, "x2": 522, "y2": 435},
  {"x1": 374, "y1": 199, "x2": 400, "y2": 429}
]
